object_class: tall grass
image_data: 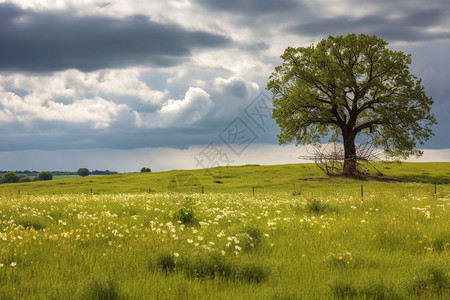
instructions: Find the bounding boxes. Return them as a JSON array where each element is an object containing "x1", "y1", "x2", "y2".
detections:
[{"x1": 0, "y1": 177, "x2": 448, "y2": 298}]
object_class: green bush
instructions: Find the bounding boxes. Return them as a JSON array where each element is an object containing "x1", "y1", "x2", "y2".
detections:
[
  {"x1": 239, "y1": 225, "x2": 263, "y2": 251},
  {"x1": 19, "y1": 176, "x2": 31, "y2": 182},
  {"x1": 306, "y1": 198, "x2": 330, "y2": 214},
  {"x1": 173, "y1": 207, "x2": 197, "y2": 225},
  {"x1": 36, "y1": 171, "x2": 53, "y2": 181},
  {"x1": 1, "y1": 171, "x2": 21, "y2": 184},
  {"x1": 181, "y1": 253, "x2": 233, "y2": 279}
]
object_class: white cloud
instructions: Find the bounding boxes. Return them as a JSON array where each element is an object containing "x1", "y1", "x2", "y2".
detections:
[
  {"x1": 407, "y1": 149, "x2": 450, "y2": 162},
  {"x1": 135, "y1": 87, "x2": 212, "y2": 128},
  {"x1": 0, "y1": 92, "x2": 126, "y2": 128},
  {"x1": 0, "y1": 69, "x2": 165, "y2": 105},
  {"x1": 0, "y1": 68, "x2": 167, "y2": 128}
]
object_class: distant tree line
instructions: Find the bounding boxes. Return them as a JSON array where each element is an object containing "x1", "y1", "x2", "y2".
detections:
[
  {"x1": 0, "y1": 169, "x2": 118, "y2": 184},
  {"x1": 0, "y1": 171, "x2": 53, "y2": 184},
  {"x1": 0, "y1": 170, "x2": 118, "y2": 176}
]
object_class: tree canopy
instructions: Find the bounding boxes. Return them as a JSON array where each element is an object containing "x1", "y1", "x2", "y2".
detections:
[
  {"x1": 36, "y1": 171, "x2": 53, "y2": 181},
  {"x1": 267, "y1": 33, "x2": 436, "y2": 175},
  {"x1": 77, "y1": 168, "x2": 90, "y2": 177},
  {"x1": 140, "y1": 167, "x2": 151, "y2": 173},
  {"x1": 1, "y1": 172, "x2": 21, "y2": 184}
]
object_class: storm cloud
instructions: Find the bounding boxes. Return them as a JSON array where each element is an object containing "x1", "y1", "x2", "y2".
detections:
[
  {"x1": 0, "y1": 2, "x2": 231, "y2": 72},
  {"x1": 195, "y1": 0, "x2": 301, "y2": 14},
  {"x1": 288, "y1": 8, "x2": 450, "y2": 42}
]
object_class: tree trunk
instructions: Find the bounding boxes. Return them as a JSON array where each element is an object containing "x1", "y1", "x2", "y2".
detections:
[{"x1": 342, "y1": 130, "x2": 357, "y2": 177}]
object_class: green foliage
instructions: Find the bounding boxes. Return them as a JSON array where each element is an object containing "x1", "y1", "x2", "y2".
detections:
[
  {"x1": 173, "y1": 206, "x2": 197, "y2": 225},
  {"x1": 306, "y1": 198, "x2": 331, "y2": 214},
  {"x1": 239, "y1": 225, "x2": 264, "y2": 251},
  {"x1": 140, "y1": 167, "x2": 151, "y2": 173},
  {"x1": 154, "y1": 252, "x2": 177, "y2": 273},
  {"x1": 179, "y1": 253, "x2": 234, "y2": 279},
  {"x1": 19, "y1": 176, "x2": 31, "y2": 183},
  {"x1": 1, "y1": 172, "x2": 21, "y2": 184},
  {"x1": 35, "y1": 171, "x2": 53, "y2": 181},
  {"x1": 77, "y1": 168, "x2": 90, "y2": 177},
  {"x1": 267, "y1": 33, "x2": 436, "y2": 173}
]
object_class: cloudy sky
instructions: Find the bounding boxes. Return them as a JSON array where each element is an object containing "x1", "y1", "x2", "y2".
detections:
[{"x1": 1, "y1": 0, "x2": 449, "y2": 172}]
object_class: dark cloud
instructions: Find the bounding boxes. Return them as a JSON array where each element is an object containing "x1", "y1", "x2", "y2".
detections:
[
  {"x1": 0, "y1": 3, "x2": 231, "y2": 72},
  {"x1": 195, "y1": 0, "x2": 300, "y2": 14},
  {"x1": 287, "y1": 7, "x2": 450, "y2": 42}
]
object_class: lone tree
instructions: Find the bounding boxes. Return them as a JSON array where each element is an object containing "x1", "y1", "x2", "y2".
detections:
[
  {"x1": 140, "y1": 167, "x2": 151, "y2": 173},
  {"x1": 77, "y1": 168, "x2": 90, "y2": 177},
  {"x1": 267, "y1": 34, "x2": 436, "y2": 176}
]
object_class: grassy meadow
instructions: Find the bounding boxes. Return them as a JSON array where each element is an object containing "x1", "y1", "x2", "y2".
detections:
[{"x1": 0, "y1": 162, "x2": 449, "y2": 299}]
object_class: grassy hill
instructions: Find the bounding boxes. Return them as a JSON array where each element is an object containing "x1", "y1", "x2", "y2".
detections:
[
  {"x1": 1, "y1": 162, "x2": 449, "y2": 196},
  {"x1": 0, "y1": 162, "x2": 449, "y2": 299}
]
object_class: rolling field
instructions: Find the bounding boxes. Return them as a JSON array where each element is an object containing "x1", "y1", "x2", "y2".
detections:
[{"x1": 0, "y1": 163, "x2": 449, "y2": 299}]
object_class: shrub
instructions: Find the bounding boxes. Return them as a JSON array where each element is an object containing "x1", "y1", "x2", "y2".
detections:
[
  {"x1": 182, "y1": 253, "x2": 234, "y2": 279},
  {"x1": 173, "y1": 206, "x2": 197, "y2": 226},
  {"x1": 1, "y1": 172, "x2": 21, "y2": 184},
  {"x1": 155, "y1": 252, "x2": 177, "y2": 273},
  {"x1": 36, "y1": 171, "x2": 53, "y2": 181},
  {"x1": 239, "y1": 225, "x2": 263, "y2": 251},
  {"x1": 19, "y1": 176, "x2": 31, "y2": 182},
  {"x1": 306, "y1": 198, "x2": 330, "y2": 214}
]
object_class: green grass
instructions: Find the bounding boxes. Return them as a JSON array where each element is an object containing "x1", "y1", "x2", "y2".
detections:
[
  {"x1": 1, "y1": 162, "x2": 449, "y2": 196},
  {"x1": 0, "y1": 162, "x2": 449, "y2": 299}
]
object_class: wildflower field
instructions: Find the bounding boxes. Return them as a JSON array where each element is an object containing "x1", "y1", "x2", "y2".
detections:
[{"x1": 0, "y1": 163, "x2": 449, "y2": 299}]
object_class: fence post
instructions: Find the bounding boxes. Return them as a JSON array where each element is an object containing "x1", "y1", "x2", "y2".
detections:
[
  {"x1": 361, "y1": 185, "x2": 364, "y2": 202},
  {"x1": 253, "y1": 186, "x2": 255, "y2": 196},
  {"x1": 202, "y1": 186, "x2": 204, "y2": 194},
  {"x1": 434, "y1": 183, "x2": 437, "y2": 195}
]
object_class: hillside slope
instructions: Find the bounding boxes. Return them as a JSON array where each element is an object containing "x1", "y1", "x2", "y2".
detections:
[{"x1": 0, "y1": 162, "x2": 449, "y2": 195}]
